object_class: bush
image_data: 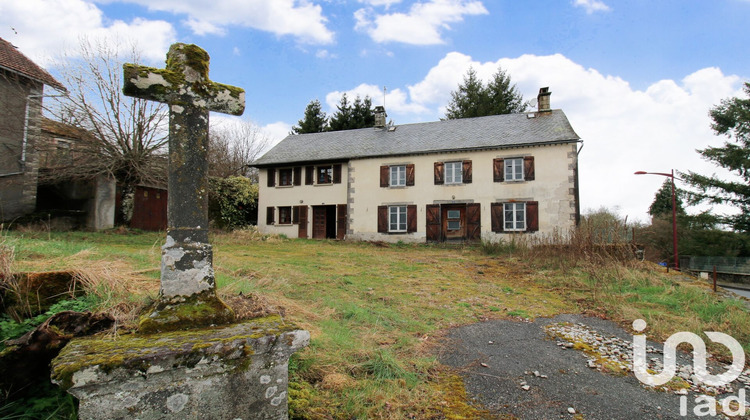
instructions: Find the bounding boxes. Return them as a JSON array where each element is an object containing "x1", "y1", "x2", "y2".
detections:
[{"x1": 208, "y1": 176, "x2": 258, "y2": 230}]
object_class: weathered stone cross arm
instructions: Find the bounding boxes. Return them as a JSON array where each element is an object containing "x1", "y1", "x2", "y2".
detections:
[{"x1": 123, "y1": 44, "x2": 245, "y2": 116}]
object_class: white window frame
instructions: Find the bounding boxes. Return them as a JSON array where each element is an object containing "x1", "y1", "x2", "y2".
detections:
[
  {"x1": 504, "y1": 158, "x2": 524, "y2": 182},
  {"x1": 278, "y1": 206, "x2": 292, "y2": 225},
  {"x1": 389, "y1": 206, "x2": 407, "y2": 233},
  {"x1": 445, "y1": 161, "x2": 463, "y2": 184},
  {"x1": 279, "y1": 168, "x2": 294, "y2": 186},
  {"x1": 390, "y1": 165, "x2": 406, "y2": 187},
  {"x1": 504, "y1": 202, "x2": 526, "y2": 231}
]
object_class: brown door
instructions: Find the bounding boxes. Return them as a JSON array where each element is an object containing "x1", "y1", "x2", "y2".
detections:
[
  {"x1": 442, "y1": 205, "x2": 466, "y2": 241},
  {"x1": 298, "y1": 206, "x2": 308, "y2": 239},
  {"x1": 312, "y1": 206, "x2": 327, "y2": 239}
]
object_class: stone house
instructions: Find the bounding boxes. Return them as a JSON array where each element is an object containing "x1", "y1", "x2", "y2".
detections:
[
  {"x1": 0, "y1": 37, "x2": 66, "y2": 222},
  {"x1": 253, "y1": 88, "x2": 582, "y2": 243}
]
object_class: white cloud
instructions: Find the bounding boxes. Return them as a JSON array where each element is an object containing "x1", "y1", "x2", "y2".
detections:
[
  {"x1": 358, "y1": 0, "x2": 403, "y2": 8},
  {"x1": 0, "y1": 0, "x2": 176, "y2": 65},
  {"x1": 572, "y1": 0, "x2": 611, "y2": 14},
  {"x1": 114, "y1": 0, "x2": 334, "y2": 44},
  {"x1": 332, "y1": 52, "x2": 744, "y2": 221},
  {"x1": 261, "y1": 121, "x2": 293, "y2": 147},
  {"x1": 354, "y1": 0, "x2": 488, "y2": 45}
]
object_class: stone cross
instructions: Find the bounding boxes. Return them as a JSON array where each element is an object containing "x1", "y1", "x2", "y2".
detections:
[{"x1": 123, "y1": 43, "x2": 245, "y2": 332}]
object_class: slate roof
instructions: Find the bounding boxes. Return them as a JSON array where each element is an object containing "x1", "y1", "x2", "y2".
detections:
[
  {"x1": 254, "y1": 109, "x2": 580, "y2": 167},
  {"x1": 0, "y1": 37, "x2": 65, "y2": 91}
]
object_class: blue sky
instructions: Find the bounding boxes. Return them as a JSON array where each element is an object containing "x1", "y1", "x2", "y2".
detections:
[{"x1": 1, "y1": 0, "x2": 748, "y2": 222}]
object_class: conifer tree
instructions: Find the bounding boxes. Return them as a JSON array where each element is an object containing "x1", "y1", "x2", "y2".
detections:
[{"x1": 291, "y1": 99, "x2": 327, "y2": 134}]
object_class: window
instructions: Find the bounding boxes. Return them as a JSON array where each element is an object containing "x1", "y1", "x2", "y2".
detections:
[
  {"x1": 447, "y1": 210, "x2": 461, "y2": 231},
  {"x1": 390, "y1": 165, "x2": 406, "y2": 187},
  {"x1": 504, "y1": 202, "x2": 526, "y2": 231},
  {"x1": 445, "y1": 161, "x2": 463, "y2": 184},
  {"x1": 279, "y1": 168, "x2": 293, "y2": 186},
  {"x1": 505, "y1": 158, "x2": 524, "y2": 181},
  {"x1": 278, "y1": 206, "x2": 292, "y2": 224},
  {"x1": 389, "y1": 206, "x2": 407, "y2": 232},
  {"x1": 317, "y1": 165, "x2": 333, "y2": 184}
]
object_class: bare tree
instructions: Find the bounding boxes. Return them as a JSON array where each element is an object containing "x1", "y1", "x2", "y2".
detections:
[
  {"x1": 41, "y1": 38, "x2": 168, "y2": 192},
  {"x1": 208, "y1": 119, "x2": 269, "y2": 181}
]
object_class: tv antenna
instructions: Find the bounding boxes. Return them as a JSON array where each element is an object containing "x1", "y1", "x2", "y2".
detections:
[{"x1": 383, "y1": 86, "x2": 387, "y2": 109}]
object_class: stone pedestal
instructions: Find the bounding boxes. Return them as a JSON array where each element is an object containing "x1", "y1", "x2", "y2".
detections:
[{"x1": 51, "y1": 315, "x2": 309, "y2": 420}]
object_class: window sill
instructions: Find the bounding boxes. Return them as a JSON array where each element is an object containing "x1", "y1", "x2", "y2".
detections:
[
  {"x1": 314, "y1": 183, "x2": 333, "y2": 187},
  {"x1": 388, "y1": 185, "x2": 408, "y2": 189},
  {"x1": 276, "y1": 185, "x2": 293, "y2": 188}
]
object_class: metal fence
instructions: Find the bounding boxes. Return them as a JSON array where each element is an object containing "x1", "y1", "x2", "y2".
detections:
[{"x1": 683, "y1": 256, "x2": 750, "y2": 275}]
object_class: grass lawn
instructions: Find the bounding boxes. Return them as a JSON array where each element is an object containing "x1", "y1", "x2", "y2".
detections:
[{"x1": 2, "y1": 228, "x2": 749, "y2": 419}]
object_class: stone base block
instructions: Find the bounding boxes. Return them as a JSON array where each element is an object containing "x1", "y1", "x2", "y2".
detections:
[{"x1": 51, "y1": 315, "x2": 309, "y2": 420}]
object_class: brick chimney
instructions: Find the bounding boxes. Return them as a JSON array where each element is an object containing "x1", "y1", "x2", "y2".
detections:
[
  {"x1": 374, "y1": 106, "x2": 387, "y2": 128},
  {"x1": 537, "y1": 87, "x2": 551, "y2": 112}
]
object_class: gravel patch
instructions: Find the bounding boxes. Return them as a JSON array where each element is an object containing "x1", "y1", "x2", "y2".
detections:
[{"x1": 439, "y1": 314, "x2": 749, "y2": 419}]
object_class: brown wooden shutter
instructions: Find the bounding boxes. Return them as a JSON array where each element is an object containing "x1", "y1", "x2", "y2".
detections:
[
  {"x1": 293, "y1": 167, "x2": 302, "y2": 186},
  {"x1": 292, "y1": 206, "x2": 300, "y2": 224},
  {"x1": 434, "y1": 162, "x2": 444, "y2": 185},
  {"x1": 305, "y1": 166, "x2": 314, "y2": 185},
  {"x1": 407, "y1": 205, "x2": 417, "y2": 233},
  {"x1": 266, "y1": 206, "x2": 275, "y2": 225},
  {"x1": 267, "y1": 168, "x2": 276, "y2": 187},
  {"x1": 298, "y1": 206, "x2": 308, "y2": 238},
  {"x1": 526, "y1": 201, "x2": 539, "y2": 232},
  {"x1": 333, "y1": 164, "x2": 342, "y2": 184},
  {"x1": 493, "y1": 158, "x2": 504, "y2": 182},
  {"x1": 380, "y1": 166, "x2": 389, "y2": 187},
  {"x1": 337, "y1": 204, "x2": 347, "y2": 239},
  {"x1": 463, "y1": 160, "x2": 472, "y2": 184},
  {"x1": 425, "y1": 204, "x2": 441, "y2": 241},
  {"x1": 524, "y1": 156, "x2": 535, "y2": 181},
  {"x1": 406, "y1": 164, "x2": 415, "y2": 186},
  {"x1": 466, "y1": 203, "x2": 481, "y2": 240},
  {"x1": 491, "y1": 203, "x2": 504, "y2": 233},
  {"x1": 377, "y1": 206, "x2": 388, "y2": 233}
]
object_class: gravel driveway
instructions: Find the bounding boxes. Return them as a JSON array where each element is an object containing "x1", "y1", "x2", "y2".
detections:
[{"x1": 439, "y1": 314, "x2": 717, "y2": 420}]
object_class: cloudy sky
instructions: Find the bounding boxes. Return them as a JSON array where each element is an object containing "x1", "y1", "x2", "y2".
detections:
[{"x1": 1, "y1": 0, "x2": 748, "y2": 222}]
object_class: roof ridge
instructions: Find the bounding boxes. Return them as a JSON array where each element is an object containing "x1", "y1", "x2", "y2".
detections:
[{"x1": 0, "y1": 37, "x2": 65, "y2": 91}]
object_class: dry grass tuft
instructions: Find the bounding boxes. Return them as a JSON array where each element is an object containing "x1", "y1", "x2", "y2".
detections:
[{"x1": 221, "y1": 292, "x2": 286, "y2": 320}]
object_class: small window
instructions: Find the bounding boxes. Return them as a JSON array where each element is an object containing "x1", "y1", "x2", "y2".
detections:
[
  {"x1": 505, "y1": 158, "x2": 524, "y2": 181},
  {"x1": 445, "y1": 161, "x2": 463, "y2": 184},
  {"x1": 279, "y1": 168, "x2": 293, "y2": 186},
  {"x1": 278, "y1": 206, "x2": 292, "y2": 224},
  {"x1": 390, "y1": 165, "x2": 406, "y2": 187},
  {"x1": 389, "y1": 206, "x2": 407, "y2": 232},
  {"x1": 447, "y1": 210, "x2": 461, "y2": 231},
  {"x1": 317, "y1": 165, "x2": 333, "y2": 184},
  {"x1": 504, "y1": 202, "x2": 526, "y2": 231}
]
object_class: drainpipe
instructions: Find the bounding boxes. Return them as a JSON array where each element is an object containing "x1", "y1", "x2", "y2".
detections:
[{"x1": 574, "y1": 140, "x2": 584, "y2": 226}]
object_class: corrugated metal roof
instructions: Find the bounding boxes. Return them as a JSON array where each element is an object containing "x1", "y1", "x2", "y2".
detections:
[
  {"x1": 0, "y1": 37, "x2": 65, "y2": 91},
  {"x1": 254, "y1": 110, "x2": 580, "y2": 167}
]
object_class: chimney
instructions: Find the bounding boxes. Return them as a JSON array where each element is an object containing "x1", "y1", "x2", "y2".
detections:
[
  {"x1": 374, "y1": 106, "x2": 387, "y2": 128},
  {"x1": 537, "y1": 87, "x2": 551, "y2": 112}
]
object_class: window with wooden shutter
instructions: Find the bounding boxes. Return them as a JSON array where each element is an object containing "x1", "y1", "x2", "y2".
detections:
[
  {"x1": 523, "y1": 156, "x2": 535, "y2": 181},
  {"x1": 462, "y1": 160, "x2": 472, "y2": 184},
  {"x1": 279, "y1": 206, "x2": 292, "y2": 224},
  {"x1": 293, "y1": 166, "x2": 302, "y2": 186},
  {"x1": 333, "y1": 164, "x2": 342, "y2": 184},
  {"x1": 377, "y1": 206, "x2": 388, "y2": 233},
  {"x1": 305, "y1": 166, "x2": 314, "y2": 185},
  {"x1": 267, "y1": 168, "x2": 276, "y2": 187},
  {"x1": 407, "y1": 205, "x2": 417, "y2": 233},
  {"x1": 526, "y1": 201, "x2": 539, "y2": 232},
  {"x1": 493, "y1": 158, "x2": 504, "y2": 182},
  {"x1": 292, "y1": 206, "x2": 300, "y2": 224},
  {"x1": 380, "y1": 166, "x2": 389, "y2": 187},
  {"x1": 406, "y1": 164, "x2": 415, "y2": 186},
  {"x1": 444, "y1": 161, "x2": 462, "y2": 184},
  {"x1": 266, "y1": 206, "x2": 275, "y2": 225},
  {"x1": 279, "y1": 168, "x2": 293, "y2": 186},
  {"x1": 491, "y1": 203, "x2": 504, "y2": 232},
  {"x1": 434, "y1": 162, "x2": 444, "y2": 185}
]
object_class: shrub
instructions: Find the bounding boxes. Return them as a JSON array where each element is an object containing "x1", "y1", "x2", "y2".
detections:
[{"x1": 208, "y1": 176, "x2": 258, "y2": 230}]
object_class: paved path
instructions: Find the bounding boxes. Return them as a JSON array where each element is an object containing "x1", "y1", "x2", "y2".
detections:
[{"x1": 439, "y1": 314, "x2": 702, "y2": 419}]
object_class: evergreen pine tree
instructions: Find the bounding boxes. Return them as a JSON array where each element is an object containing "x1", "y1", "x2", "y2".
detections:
[{"x1": 291, "y1": 99, "x2": 328, "y2": 134}]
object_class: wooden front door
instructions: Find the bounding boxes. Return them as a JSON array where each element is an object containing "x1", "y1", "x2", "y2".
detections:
[
  {"x1": 442, "y1": 205, "x2": 466, "y2": 241},
  {"x1": 312, "y1": 206, "x2": 327, "y2": 239}
]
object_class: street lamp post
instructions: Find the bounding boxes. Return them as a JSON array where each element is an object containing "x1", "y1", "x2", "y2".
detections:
[{"x1": 634, "y1": 170, "x2": 678, "y2": 270}]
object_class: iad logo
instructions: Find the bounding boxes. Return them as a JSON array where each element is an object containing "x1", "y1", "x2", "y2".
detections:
[{"x1": 632, "y1": 319, "x2": 747, "y2": 417}]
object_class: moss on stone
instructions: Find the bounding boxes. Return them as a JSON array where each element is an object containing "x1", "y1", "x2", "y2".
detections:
[
  {"x1": 137, "y1": 291, "x2": 235, "y2": 334},
  {"x1": 52, "y1": 314, "x2": 294, "y2": 391}
]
